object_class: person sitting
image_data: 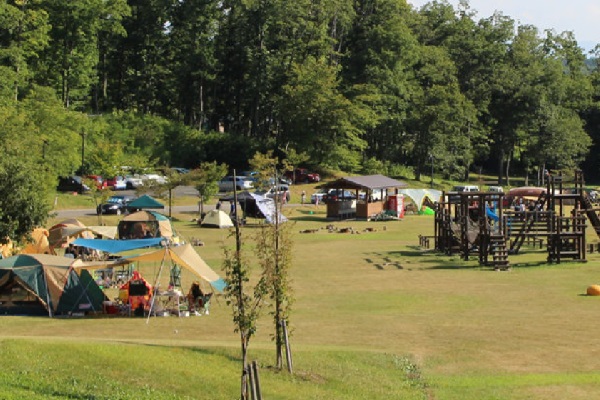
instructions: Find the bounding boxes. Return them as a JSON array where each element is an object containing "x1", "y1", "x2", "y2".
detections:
[{"x1": 187, "y1": 281, "x2": 213, "y2": 316}]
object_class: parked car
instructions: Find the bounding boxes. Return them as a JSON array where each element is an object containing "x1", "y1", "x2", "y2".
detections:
[
  {"x1": 84, "y1": 175, "x2": 108, "y2": 190},
  {"x1": 322, "y1": 189, "x2": 356, "y2": 204},
  {"x1": 105, "y1": 176, "x2": 127, "y2": 190},
  {"x1": 57, "y1": 176, "x2": 90, "y2": 193},
  {"x1": 284, "y1": 168, "x2": 320, "y2": 183},
  {"x1": 311, "y1": 189, "x2": 327, "y2": 204},
  {"x1": 218, "y1": 176, "x2": 254, "y2": 192},
  {"x1": 358, "y1": 189, "x2": 384, "y2": 202},
  {"x1": 311, "y1": 189, "x2": 355, "y2": 204},
  {"x1": 449, "y1": 185, "x2": 480, "y2": 203},
  {"x1": 96, "y1": 195, "x2": 136, "y2": 215},
  {"x1": 124, "y1": 175, "x2": 144, "y2": 189},
  {"x1": 256, "y1": 184, "x2": 291, "y2": 202},
  {"x1": 140, "y1": 173, "x2": 168, "y2": 185}
]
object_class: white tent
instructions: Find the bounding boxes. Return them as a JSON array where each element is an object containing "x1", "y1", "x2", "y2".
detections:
[
  {"x1": 398, "y1": 189, "x2": 442, "y2": 209},
  {"x1": 250, "y1": 192, "x2": 288, "y2": 224},
  {"x1": 201, "y1": 210, "x2": 234, "y2": 228}
]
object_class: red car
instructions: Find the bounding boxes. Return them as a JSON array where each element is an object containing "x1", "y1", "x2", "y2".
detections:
[
  {"x1": 84, "y1": 175, "x2": 108, "y2": 190},
  {"x1": 284, "y1": 168, "x2": 320, "y2": 184}
]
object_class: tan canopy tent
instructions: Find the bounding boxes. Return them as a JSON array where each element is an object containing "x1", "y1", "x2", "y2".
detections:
[{"x1": 124, "y1": 243, "x2": 225, "y2": 292}]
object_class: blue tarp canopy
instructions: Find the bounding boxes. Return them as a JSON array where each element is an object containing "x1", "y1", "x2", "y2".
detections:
[{"x1": 72, "y1": 238, "x2": 163, "y2": 254}]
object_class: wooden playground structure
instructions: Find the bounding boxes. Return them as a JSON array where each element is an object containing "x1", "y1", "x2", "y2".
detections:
[{"x1": 424, "y1": 170, "x2": 600, "y2": 270}]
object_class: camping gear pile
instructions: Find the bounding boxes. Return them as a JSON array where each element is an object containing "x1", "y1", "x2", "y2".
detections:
[{"x1": 0, "y1": 201, "x2": 224, "y2": 318}]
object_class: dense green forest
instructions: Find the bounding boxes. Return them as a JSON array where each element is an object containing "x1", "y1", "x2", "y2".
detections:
[{"x1": 2, "y1": 0, "x2": 600, "y2": 201}]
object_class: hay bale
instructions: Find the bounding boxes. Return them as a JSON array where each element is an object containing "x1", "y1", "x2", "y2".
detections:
[{"x1": 587, "y1": 284, "x2": 600, "y2": 296}]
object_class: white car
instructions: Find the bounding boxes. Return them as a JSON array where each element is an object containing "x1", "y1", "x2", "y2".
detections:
[
  {"x1": 124, "y1": 175, "x2": 144, "y2": 189},
  {"x1": 311, "y1": 190, "x2": 327, "y2": 204},
  {"x1": 218, "y1": 176, "x2": 254, "y2": 192},
  {"x1": 140, "y1": 173, "x2": 168, "y2": 185},
  {"x1": 256, "y1": 184, "x2": 290, "y2": 202}
]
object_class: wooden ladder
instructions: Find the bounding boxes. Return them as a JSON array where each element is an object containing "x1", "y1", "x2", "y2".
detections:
[{"x1": 489, "y1": 234, "x2": 510, "y2": 271}]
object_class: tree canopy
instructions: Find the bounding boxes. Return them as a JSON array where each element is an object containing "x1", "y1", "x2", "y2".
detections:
[{"x1": 0, "y1": 0, "x2": 598, "y2": 189}]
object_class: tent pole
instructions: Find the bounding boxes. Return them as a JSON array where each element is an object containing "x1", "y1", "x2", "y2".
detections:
[
  {"x1": 41, "y1": 268, "x2": 53, "y2": 318},
  {"x1": 146, "y1": 245, "x2": 170, "y2": 324}
]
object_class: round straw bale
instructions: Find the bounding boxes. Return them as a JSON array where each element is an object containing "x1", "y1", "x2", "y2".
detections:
[{"x1": 586, "y1": 284, "x2": 600, "y2": 296}]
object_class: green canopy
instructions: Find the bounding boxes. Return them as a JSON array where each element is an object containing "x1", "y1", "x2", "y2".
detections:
[
  {"x1": 0, "y1": 254, "x2": 106, "y2": 316},
  {"x1": 126, "y1": 195, "x2": 165, "y2": 210}
]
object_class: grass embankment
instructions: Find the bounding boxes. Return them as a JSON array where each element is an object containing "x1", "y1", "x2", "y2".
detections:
[{"x1": 7, "y1": 185, "x2": 600, "y2": 399}]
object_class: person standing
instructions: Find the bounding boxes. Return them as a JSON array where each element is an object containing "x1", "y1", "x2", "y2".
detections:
[
  {"x1": 301, "y1": 190, "x2": 306, "y2": 205},
  {"x1": 229, "y1": 200, "x2": 236, "y2": 215}
]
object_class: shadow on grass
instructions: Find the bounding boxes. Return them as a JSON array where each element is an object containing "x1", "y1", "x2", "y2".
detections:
[
  {"x1": 290, "y1": 215, "x2": 329, "y2": 222},
  {"x1": 366, "y1": 249, "x2": 484, "y2": 270}
]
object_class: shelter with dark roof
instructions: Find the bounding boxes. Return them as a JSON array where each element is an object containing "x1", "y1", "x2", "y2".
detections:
[{"x1": 322, "y1": 174, "x2": 408, "y2": 220}]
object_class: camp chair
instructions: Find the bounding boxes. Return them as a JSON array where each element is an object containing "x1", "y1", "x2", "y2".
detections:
[{"x1": 187, "y1": 282, "x2": 212, "y2": 315}]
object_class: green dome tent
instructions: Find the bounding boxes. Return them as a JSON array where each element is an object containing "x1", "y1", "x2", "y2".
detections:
[{"x1": 0, "y1": 254, "x2": 106, "y2": 316}]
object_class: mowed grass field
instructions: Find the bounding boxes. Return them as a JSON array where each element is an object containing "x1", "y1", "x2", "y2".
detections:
[{"x1": 2, "y1": 200, "x2": 600, "y2": 399}]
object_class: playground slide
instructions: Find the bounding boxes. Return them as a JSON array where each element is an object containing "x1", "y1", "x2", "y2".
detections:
[
  {"x1": 485, "y1": 206, "x2": 499, "y2": 222},
  {"x1": 581, "y1": 194, "x2": 600, "y2": 237}
]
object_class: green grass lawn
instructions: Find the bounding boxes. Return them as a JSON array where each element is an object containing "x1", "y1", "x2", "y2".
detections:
[{"x1": 6, "y1": 195, "x2": 600, "y2": 399}]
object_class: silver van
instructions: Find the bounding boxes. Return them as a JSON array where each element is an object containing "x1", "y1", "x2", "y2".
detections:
[{"x1": 452, "y1": 185, "x2": 480, "y2": 193}]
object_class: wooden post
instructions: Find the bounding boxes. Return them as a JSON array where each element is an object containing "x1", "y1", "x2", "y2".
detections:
[
  {"x1": 246, "y1": 363, "x2": 257, "y2": 400},
  {"x1": 252, "y1": 361, "x2": 262, "y2": 400},
  {"x1": 281, "y1": 319, "x2": 293, "y2": 373}
]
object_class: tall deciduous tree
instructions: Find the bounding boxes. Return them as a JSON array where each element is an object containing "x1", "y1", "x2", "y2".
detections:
[
  {"x1": 342, "y1": 0, "x2": 420, "y2": 165},
  {"x1": 36, "y1": 0, "x2": 129, "y2": 109},
  {"x1": 0, "y1": 0, "x2": 50, "y2": 101},
  {"x1": 278, "y1": 56, "x2": 371, "y2": 170},
  {"x1": 408, "y1": 45, "x2": 477, "y2": 180},
  {"x1": 0, "y1": 156, "x2": 52, "y2": 244}
]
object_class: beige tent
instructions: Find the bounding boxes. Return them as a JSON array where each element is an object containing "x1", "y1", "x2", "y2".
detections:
[
  {"x1": 0, "y1": 238, "x2": 13, "y2": 258},
  {"x1": 201, "y1": 210, "x2": 233, "y2": 228},
  {"x1": 48, "y1": 219, "x2": 94, "y2": 249},
  {"x1": 118, "y1": 210, "x2": 174, "y2": 239},
  {"x1": 124, "y1": 243, "x2": 226, "y2": 292},
  {"x1": 21, "y1": 228, "x2": 52, "y2": 255},
  {"x1": 86, "y1": 226, "x2": 118, "y2": 239}
]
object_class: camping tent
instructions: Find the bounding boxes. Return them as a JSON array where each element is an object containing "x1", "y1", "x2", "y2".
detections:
[
  {"x1": 221, "y1": 192, "x2": 287, "y2": 223},
  {"x1": 0, "y1": 254, "x2": 107, "y2": 316},
  {"x1": 221, "y1": 191, "x2": 264, "y2": 218},
  {"x1": 250, "y1": 192, "x2": 287, "y2": 224},
  {"x1": 124, "y1": 243, "x2": 226, "y2": 292},
  {"x1": 118, "y1": 210, "x2": 174, "y2": 239},
  {"x1": 201, "y1": 210, "x2": 234, "y2": 228},
  {"x1": 48, "y1": 219, "x2": 95, "y2": 249},
  {"x1": 398, "y1": 189, "x2": 442, "y2": 210},
  {"x1": 126, "y1": 194, "x2": 165, "y2": 210},
  {"x1": 20, "y1": 228, "x2": 52, "y2": 255}
]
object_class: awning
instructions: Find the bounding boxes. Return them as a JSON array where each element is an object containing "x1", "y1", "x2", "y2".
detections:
[
  {"x1": 71, "y1": 238, "x2": 163, "y2": 254},
  {"x1": 125, "y1": 244, "x2": 226, "y2": 292}
]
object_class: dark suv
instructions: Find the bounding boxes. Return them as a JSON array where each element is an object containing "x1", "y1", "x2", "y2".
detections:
[
  {"x1": 96, "y1": 195, "x2": 136, "y2": 215},
  {"x1": 57, "y1": 176, "x2": 90, "y2": 193}
]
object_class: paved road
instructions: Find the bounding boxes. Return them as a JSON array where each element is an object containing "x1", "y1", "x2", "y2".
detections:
[
  {"x1": 51, "y1": 204, "x2": 207, "y2": 219},
  {"x1": 51, "y1": 185, "x2": 303, "y2": 219}
]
